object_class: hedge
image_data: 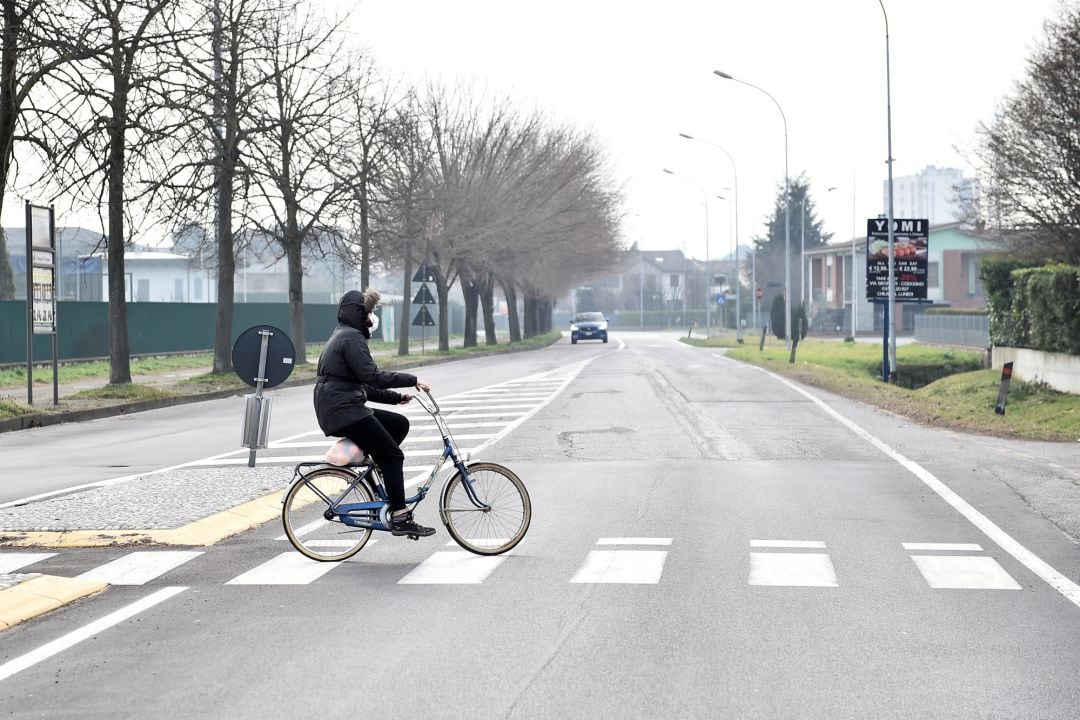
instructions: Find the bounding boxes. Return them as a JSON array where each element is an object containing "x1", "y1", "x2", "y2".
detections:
[{"x1": 981, "y1": 259, "x2": 1080, "y2": 353}]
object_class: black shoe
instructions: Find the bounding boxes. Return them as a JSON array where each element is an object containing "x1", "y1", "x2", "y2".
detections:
[{"x1": 389, "y1": 511, "x2": 435, "y2": 538}]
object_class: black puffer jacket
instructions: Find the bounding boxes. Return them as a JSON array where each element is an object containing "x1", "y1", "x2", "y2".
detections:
[{"x1": 313, "y1": 290, "x2": 417, "y2": 435}]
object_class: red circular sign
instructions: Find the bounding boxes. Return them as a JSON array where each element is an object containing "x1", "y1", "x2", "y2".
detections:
[{"x1": 755, "y1": 287, "x2": 763, "y2": 299}]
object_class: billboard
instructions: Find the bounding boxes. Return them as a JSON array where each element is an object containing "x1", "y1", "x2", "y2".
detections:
[{"x1": 866, "y1": 218, "x2": 929, "y2": 302}]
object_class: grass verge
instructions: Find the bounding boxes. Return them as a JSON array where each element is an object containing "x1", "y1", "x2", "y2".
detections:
[{"x1": 686, "y1": 336, "x2": 1080, "y2": 443}]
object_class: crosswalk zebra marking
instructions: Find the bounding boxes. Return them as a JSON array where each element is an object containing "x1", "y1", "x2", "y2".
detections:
[
  {"x1": 225, "y1": 552, "x2": 340, "y2": 585},
  {"x1": 0, "y1": 553, "x2": 56, "y2": 574},
  {"x1": 749, "y1": 540, "x2": 838, "y2": 587},
  {"x1": 76, "y1": 551, "x2": 203, "y2": 586},
  {"x1": 571, "y1": 539, "x2": 672, "y2": 584},
  {"x1": 910, "y1": 555, "x2": 1021, "y2": 590},
  {"x1": 397, "y1": 550, "x2": 509, "y2": 585}
]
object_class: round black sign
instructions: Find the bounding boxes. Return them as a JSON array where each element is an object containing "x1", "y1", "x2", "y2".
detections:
[{"x1": 231, "y1": 325, "x2": 295, "y2": 389}]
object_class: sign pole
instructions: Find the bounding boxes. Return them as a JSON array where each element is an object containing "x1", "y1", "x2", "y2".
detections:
[
  {"x1": 50, "y1": 205, "x2": 58, "y2": 406},
  {"x1": 24, "y1": 201, "x2": 32, "y2": 406}
]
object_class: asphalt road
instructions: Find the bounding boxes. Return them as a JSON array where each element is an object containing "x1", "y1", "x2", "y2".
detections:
[{"x1": 2, "y1": 331, "x2": 1079, "y2": 719}]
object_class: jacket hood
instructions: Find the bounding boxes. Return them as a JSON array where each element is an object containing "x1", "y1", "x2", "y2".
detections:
[{"x1": 337, "y1": 288, "x2": 380, "y2": 331}]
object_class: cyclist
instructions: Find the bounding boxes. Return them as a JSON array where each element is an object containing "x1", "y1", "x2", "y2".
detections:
[{"x1": 313, "y1": 288, "x2": 435, "y2": 538}]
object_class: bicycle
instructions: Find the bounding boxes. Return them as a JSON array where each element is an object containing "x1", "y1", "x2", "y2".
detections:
[{"x1": 281, "y1": 389, "x2": 531, "y2": 561}]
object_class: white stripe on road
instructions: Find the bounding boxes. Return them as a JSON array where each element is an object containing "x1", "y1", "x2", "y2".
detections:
[
  {"x1": 750, "y1": 540, "x2": 828, "y2": 549},
  {"x1": 740, "y1": 360, "x2": 1080, "y2": 609},
  {"x1": 748, "y1": 553, "x2": 839, "y2": 587},
  {"x1": 397, "y1": 551, "x2": 509, "y2": 584},
  {"x1": 225, "y1": 552, "x2": 341, "y2": 585},
  {"x1": 902, "y1": 542, "x2": 983, "y2": 552},
  {"x1": 0, "y1": 587, "x2": 187, "y2": 683},
  {"x1": 911, "y1": 555, "x2": 1022, "y2": 590},
  {"x1": 0, "y1": 553, "x2": 56, "y2": 573},
  {"x1": 77, "y1": 551, "x2": 203, "y2": 586},
  {"x1": 596, "y1": 538, "x2": 673, "y2": 546},
  {"x1": 570, "y1": 550, "x2": 668, "y2": 584}
]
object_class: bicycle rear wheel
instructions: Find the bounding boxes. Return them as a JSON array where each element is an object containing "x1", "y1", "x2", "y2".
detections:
[
  {"x1": 440, "y1": 462, "x2": 531, "y2": 556},
  {"x1": 282, "y1": 467, "x2": 375, "y2": 562}
]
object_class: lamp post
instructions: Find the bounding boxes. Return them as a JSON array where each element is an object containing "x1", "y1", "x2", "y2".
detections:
[
  {"x1": 662, "y1": 168, "x2": 710, "y2": 336},
  {"x1": 678, "y1": 133, "x2": 741, "y2": 341},
  {"x1": 879, "y1": 0, "x2": 897, "y2": 382},
  {"x1": 713, "y1": 70, "x2": 790, "y2": 347}
]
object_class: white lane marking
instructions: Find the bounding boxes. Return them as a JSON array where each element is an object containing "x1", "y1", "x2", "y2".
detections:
[
  {"x1": 0, "y1": 552, "x2": 56, "y2": 573},
  {"x1": 750, "y1": 540, "x2": 828, "y2": 549},
  {"x1": 739, "y1": 361, "x2": 1080, "y2": 609},
  {"x1": 903, "y1": 542, "x2": 983, "y2": 552},
  {"x1": 0, "y1": 586, "x2": 187, "y2": 683},
  {"x1": 225, "y1": 552, "x2": 341, "y2": 585},
  {"x1": 397, "y1": 551, "x2": 509, "y2": 584},
  {"x1": 77, "y1": 551, "x2": 203, "y2": 586},
  {"x1": 570, "y1": 550, "x2": 668, "y2": 584},
  {"x1": 596, "y1": 538, "x2": 673, "y2": 546},
  {"x1": 911, "y1": 555, "x2": 1022, "y2": 590},
  {"x1": 748, "y1": 553, "x2": 839, "y2": 587}
]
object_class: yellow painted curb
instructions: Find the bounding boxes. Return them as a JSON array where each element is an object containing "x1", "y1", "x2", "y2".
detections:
[
  {"x1": 0, "y1": 491, "x2": 285, "y2": 549},
  {"x1": 0, "y1": 575, "x2": 106, "y2": 631}
]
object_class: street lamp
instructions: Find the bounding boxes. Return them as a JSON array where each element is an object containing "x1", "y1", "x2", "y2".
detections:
[
  {"x1": 662, "y1": 168, "x2": 710, "y2": 336},
  {"x1": 879, "y1": 0, "x2": 897, "y2": 382},
  {"x1": 713, "y1": 69, "x2": 791, "y2": 347},
  {"x1": 678, "y1": 133, "x2": 742, "y2": 341}
]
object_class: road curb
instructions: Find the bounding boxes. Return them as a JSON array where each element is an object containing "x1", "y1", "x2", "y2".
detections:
[
  {"x1": 0, "y1": 490, "x2": 285, "y2": 549},
  {"x1": 0, "y1": 575, "x2": 107, "y2": 631}
]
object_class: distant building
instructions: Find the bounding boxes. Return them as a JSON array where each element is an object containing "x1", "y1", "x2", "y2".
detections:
[{"x1": 885, "y1": 165, "x2": 979, "y2": 225}]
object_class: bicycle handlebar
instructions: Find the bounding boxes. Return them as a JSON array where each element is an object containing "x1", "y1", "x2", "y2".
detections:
[{"x1": 413, "y1": 388, "x2": 440, "y2": 416}]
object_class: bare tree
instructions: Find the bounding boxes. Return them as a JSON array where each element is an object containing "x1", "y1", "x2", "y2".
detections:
[
  {"x1": 147, "y1": 0, "x2": 306, "y2": 374},
  {"x1": 30, "y1": 0, "x2": 181, "y2": 384},
  {"x1": 971, "y1": 3, "x2": 1080, "y2": 264},
  {"x1": 0, "y1": 1, "x2": 103, "y2": 222},
  {"x1": 244, "y1": 6, "x2": 349, "y2": 364}
]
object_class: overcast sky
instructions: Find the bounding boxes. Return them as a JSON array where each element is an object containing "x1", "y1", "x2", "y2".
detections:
[
  {"x1": 337, "y1": 0, "x2": 1064, "y2": 261},
  {"x1": 4, "y1": 0, "x2": 1065, "y2": 264}
]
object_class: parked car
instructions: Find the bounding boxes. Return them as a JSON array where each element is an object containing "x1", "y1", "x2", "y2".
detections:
[{"x1": 570, "y1": 312, "x2": 608, "y2": 344}]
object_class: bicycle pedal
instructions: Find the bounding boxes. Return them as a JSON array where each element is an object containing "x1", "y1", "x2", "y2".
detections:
[{"x1": 407, "y1": 533, "x2": 419, "y2": 541}]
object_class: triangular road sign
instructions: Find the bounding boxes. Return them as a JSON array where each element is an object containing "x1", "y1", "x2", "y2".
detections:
[
  {"x1": 412, "y1": 262, "x2": 435, "y2": 283},
  {"x1": 412, "y1": 284, "x2": 436, "y2": 305},
  {"x1": 412, "y1": 305, "x2": 436, "y2": 327}
]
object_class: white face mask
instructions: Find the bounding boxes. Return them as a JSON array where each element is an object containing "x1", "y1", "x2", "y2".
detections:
[{"x1": 368, "y1": 312, "x2": 380, "y2": 333}]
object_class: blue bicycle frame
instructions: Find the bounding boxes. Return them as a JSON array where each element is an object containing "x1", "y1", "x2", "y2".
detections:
[{"x1": 286, "y1": 389, "x2": 492, "y2": 533}]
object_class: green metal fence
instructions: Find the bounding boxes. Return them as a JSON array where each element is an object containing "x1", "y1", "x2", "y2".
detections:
[{"x1": 0, "y1": 301, "x2": 343, "y2": 364}]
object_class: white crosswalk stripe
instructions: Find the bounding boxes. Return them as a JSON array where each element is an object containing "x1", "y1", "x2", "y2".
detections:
[
  {"x1": 748, "y1": 540, "x2": 838, "y2": 587},
  {"x1": 77, "y1": 551, "x2": 203, "y2": 586},
  {"x1": 397, "y1": 547, "x2": 510, "y2": 585},
  {"x1": 225, "y1": 552, "x2": 340, "y2": 585},
  {"x1": 0, "y1": 552, "x2": 56, "y2": 573},
  {"x1": 570, "y1": 538, "x2": 672, "y2": 584}
]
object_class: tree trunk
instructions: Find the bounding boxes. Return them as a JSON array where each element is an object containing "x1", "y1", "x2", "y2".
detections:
[
  {"x1": 359, "y1": 179, "x2": 370, "y2": 289},
  {"x1": 462, "y1": 275, "x2": 478, "y2": 348},
  {"x1": 107, "y1": 63, "x2": 131, "y2": 385},
  {"x1": 523, "y1": 293, "x2": 537, "y2": 338},
  {"x1": 286, "y1": 211, "x2": 306, "y2": 364},
  {"x1": 435, "y1": 269, "x2": 450, "y2": 351},
  {"x1": 480, "y1": 274, "x2": 497, "y2": 345},
  {"x1": 0, "y1": 0, "x2": 19, "y2": 226},
  {"x1": 501, "y1": 279, "x2": 521, "y2": 342},
  {"x1": 212, "y1": 147, "x2": 235, "y2": 374}
]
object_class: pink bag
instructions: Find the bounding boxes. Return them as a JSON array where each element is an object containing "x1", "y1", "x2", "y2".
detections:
[{"x1": 326, "y1": 438, "x2": 364, "y2": 466}]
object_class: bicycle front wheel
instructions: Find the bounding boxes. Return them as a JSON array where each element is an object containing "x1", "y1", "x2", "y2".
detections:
[
  {"x1": 282, "y1": 467, "x2": 374, "y2": 562},
  {"x1": 440, "y1": 462, "x2": 531, "y2": 556}
]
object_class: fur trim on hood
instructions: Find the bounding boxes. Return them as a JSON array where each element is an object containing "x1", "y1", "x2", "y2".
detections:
[{"x1": 337, "y1": 288, "x2": 380, "y2": 332}]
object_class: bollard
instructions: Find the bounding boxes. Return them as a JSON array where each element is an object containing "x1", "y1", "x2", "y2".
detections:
[
  {"x1": 759, "y1": 325, "x2": 767, "y2": 351},
  {"x1": 995, "y1": 362, "x2": 1014, "y2": 415}
]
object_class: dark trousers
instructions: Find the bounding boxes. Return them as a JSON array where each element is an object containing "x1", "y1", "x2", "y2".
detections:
[{"x1": 340, "y1": 409, "x2": 411, "y2": 510}]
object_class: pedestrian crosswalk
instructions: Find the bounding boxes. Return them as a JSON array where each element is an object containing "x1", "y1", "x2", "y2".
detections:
[
  {"x1": 0, "y1": 537, "x2": 1026, "y2": 592},
  {"x1": 183, "y1": 372, "x2": 579, "y2": 471}
]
